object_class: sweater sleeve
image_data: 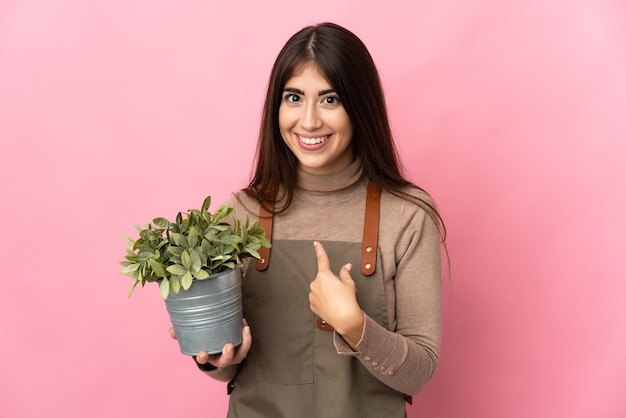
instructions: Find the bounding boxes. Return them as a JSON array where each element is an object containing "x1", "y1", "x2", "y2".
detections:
[
  {"x1": 194, "y1": 362, "x2": 241, "y2": 382},
  {"x1": 334, "y1": 204, "x2": 442, "y2": 395}
]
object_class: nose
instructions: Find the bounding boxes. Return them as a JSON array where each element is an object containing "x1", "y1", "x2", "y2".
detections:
[{"x1": 300, "y1": 102, "x2": 323, "y2": 131}]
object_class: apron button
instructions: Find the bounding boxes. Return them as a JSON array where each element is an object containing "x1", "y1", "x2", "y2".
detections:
[
  {"x1": 317, "y1": 318, "x2": 334, "y2": 331},
  {"x1": 364, "y1": 263, "x2": 372, "y2": 270}
]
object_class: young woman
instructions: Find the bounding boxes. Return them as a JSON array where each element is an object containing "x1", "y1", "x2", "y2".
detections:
[{"x1": 173, "y1": 22, "x2": 444, "y2": 417}]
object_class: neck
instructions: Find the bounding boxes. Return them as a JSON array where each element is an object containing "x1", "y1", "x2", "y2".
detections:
[{"x1": 296, "y1": 158, "x2": 363, "y2": 192}]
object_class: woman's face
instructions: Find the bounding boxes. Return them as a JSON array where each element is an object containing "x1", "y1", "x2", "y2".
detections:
[{"x1": 278, "y1": 63, "x2": 354, "y2": 176}]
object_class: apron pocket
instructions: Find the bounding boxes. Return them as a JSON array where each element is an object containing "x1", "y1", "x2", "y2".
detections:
[{"x1": 253, "y1": 297, "x2": 314, "y2": 384}]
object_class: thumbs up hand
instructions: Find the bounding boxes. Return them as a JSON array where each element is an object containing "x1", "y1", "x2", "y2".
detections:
[{"x1": 309, "y1": 241, "x2": 365, "y2": 350}]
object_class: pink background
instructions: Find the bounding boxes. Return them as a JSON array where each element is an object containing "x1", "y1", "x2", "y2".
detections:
[{"x1": 1, "y1": 1, "x2": 625, "y2": 417}]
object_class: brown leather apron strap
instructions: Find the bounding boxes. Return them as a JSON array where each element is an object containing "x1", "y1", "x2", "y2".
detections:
[
  {"x1": 255, "y1": 201, "x2": 274, "y2": 271},
  {"x1": 361, "y1": 183, "x2": 381, "y2": 276}
]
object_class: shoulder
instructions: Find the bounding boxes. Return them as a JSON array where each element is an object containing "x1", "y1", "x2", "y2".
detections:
[
  {"x1": 220, "y1": 191, "x2": 261, "y2": 221},
  {"x1": 381, "y1": 185, "x2": 437, "y2": 218},
  {"x1": 380, "y1": 184, "x2": 442, "y2": 241}
]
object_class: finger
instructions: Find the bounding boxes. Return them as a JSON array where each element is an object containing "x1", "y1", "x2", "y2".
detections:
[
  {"x1": 242, "y1": 319, "x2": 252, "y2": 348},
  {"x1": 195, "y1": 351, "x2": 209, "y2": 364},
  {"x1": 338, "y1": 263, "x2": 353, "y2": 282},
  {"x1": 218, "y1": 343, "x2": 235, "y2": 367},
  {"x1": 313, "y1": 241, "x2": 331, "y2": 272},
  {"x1": 236, "y1": 320, "x2": 253, "y2": 359},
  {"x1": 168, "y1": 327, "x2": 177, "y2": 339}
]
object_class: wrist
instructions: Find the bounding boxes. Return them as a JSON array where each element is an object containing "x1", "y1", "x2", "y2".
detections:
[{"x1": 337, "y1": 310, "x2": 365, "y2": 350}]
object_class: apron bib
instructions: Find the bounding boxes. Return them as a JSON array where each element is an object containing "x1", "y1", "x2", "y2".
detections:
[{"x1": 227, "y1": 186, "x2": 407, "y2": 418}]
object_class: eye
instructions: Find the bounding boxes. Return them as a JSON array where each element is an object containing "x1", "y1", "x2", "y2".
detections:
[
  {"x1": 284, "y1": 93, "x2": 301, "y2": 103},
  {"x1": 322, "y1": 95, "x2": 341, "y2": 105}
]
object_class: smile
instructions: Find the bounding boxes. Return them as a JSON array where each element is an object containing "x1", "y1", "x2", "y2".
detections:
[{"x1": 298, "y1": 135, "x2": 328, "y2": 145}]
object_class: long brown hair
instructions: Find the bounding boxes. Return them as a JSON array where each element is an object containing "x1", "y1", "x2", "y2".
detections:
[{"x1": 245, "y1": 22, "x2": 446, "y2": 240}]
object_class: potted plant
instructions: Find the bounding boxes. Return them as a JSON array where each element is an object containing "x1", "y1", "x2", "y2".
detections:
[{"x1": 119, "y1": 195, "x2": 271, "y2": 355}]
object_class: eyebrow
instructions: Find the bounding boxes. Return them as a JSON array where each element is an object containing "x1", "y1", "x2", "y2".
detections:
[{"x1": 283, "y1": 87, "x2": 336, "y2": 96}]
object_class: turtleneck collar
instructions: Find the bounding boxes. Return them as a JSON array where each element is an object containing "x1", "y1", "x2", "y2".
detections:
[{"x1": 296, "y1": 158, "x2": 364, "y2": 192}]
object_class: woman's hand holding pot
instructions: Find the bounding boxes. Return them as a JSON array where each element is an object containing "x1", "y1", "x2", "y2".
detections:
[{"x1": 169, "y1": 318, "x2": 252, "y2": 369}]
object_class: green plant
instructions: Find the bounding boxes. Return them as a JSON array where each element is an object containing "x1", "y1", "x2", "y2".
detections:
[{"x1": 120, "y1": 195, "x2": 270, "y2": 299}]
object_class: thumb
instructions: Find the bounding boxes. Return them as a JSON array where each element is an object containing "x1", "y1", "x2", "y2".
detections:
[{"x1": 338, "y1": 263, "x2": 353, "y2": 282}]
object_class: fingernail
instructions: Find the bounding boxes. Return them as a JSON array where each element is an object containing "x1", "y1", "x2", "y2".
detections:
[
  {"x1": 226, "y1": 345, "x2": 234, "y2": 354},
  {"x1": 313, "y1": 241, "x2": 319, "y2": 247},
  {"x1": 345, "y1": 263, "x2": 352, "y2": 271},
  {"x1": 244, "y1": 326, "x2": 250, "y2": 335}
]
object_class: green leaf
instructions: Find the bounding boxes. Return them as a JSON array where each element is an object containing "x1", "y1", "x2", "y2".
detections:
[
  {"x1": 193, "y1": 270, "x2": 209, "y2": 280},
  {"x1": 138, "y1": 229, "x2": 154, "y2": 241},
  {"x1": 187, "y1": 210, "x2": 198, "y2": 228},
  {"x1": 153, "y1": 217, "x2": 170, "y2": 229},
  {"x1": 188, "y1": 227, "x2": 201, "y2": 248},
  {"x1": 171, "y1": 233, "x2": 186, "y2": 246},
  {"x1": 147, "y1": 259, "x2": 167, "y2": 278},
  {"x1": 221, "y1": 245, "x2": 236, "y2": 255},
  {"x1": 127, "y1": 280, "x2": 139, "y2": 298},
  {"x1": 209, "y1": 224, "x2": 230, "y2": 233},
  {"x1": 215, "y1": 205, "x2": 233, "y2": 219},
  {"x1": 123, "y1": 252, "x2": 139, "y2": 262},
  {"x1": 168, "y1": 246, "x2": 183, "y2": 256},
  {"x1": 181, "y1": 250, "x2": 192, "y2": 269},
  {"x1": 169, "y1": 275, "x2": 181, "y2": 294},
  {"x1": 244, "y1": 247, "x2": 261, "y2": 259},
  {"x1": 201, "y1": 210, "x2": 212, "y2": 224},
  {"x1": 201, "y1": 195, "x2": 211, "y2": 213},
  {"x1": 120, "y1": 263, "x2": 140, "y2": 275},
  {"x1": 220, "y1": 235, "x2": 242, "y2": 245},
  {"x1": 160, "y1": 278, "x2": 170, "y2": 300},
  {"x1": 190, "y1": 249, "x2": 202, "y2": 272},
  {"x1": 137, "y1": 250, "x2": 156, "y2": 262},
  {"x1": 166, "y1": 264, "x2": 187, "y2": 275},
  {"x1": 181, "y1": 271, "x2": 193, "y2": 290}
]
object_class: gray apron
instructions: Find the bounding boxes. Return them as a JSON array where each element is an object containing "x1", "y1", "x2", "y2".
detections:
[{"x1": 226, "y1": 189, "x2": 407, "y2": 418}]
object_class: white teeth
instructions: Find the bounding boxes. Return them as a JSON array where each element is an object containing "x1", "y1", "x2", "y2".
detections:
[{"x1": 298, "y1": 135, "x2": 328, "y2": 145}]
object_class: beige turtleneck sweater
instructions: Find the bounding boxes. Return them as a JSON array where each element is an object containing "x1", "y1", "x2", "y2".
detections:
[{"x1": 205, "y1": 159, "x2": 442, "y2": 396}]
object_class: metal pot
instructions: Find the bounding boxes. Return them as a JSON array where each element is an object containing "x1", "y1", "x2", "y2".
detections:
[{"x1": 165, "y1": 268, "x2": 243, "y2": 355}]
